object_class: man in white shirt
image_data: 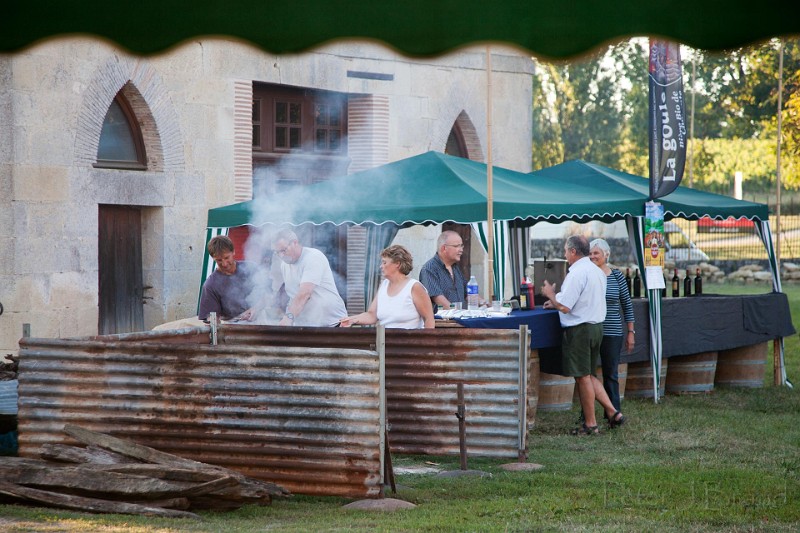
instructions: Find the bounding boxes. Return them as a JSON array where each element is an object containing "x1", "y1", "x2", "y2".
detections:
[
  {"x1": 542, "y1": 235, "x2": 626, "y2": 434},
  {"x1": 271, "y1": 229, "x2": 347, "y2": 327}
]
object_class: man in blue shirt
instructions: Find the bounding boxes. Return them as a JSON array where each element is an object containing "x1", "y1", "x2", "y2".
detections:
[{"x1": 419, "y1": 230, "x2": 467, "y2": 312}]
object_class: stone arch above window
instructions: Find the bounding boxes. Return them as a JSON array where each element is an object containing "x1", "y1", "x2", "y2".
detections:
[{"x1": 75, "y1": 57, "x2": 183, "y2": 173}]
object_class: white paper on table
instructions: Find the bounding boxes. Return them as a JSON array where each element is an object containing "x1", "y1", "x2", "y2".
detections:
[
  {"x1": 644, "y1": 266, "x2": 666, "y2": 290},
  {"x1": 437, "y1": 309, "x2": 494, "y2": 319}
]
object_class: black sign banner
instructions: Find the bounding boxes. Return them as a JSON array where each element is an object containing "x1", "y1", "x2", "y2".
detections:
[{"x1": 648, "y1": 40, "x2": 687, "y2": 199}]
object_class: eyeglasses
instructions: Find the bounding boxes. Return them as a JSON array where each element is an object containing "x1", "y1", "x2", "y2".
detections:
[
  {"x1": 445, "y1": 243, "x2": 464, "y2": 249},
  {"x1": 274, "y1": 241, "x2": 295, "y2": 256}
]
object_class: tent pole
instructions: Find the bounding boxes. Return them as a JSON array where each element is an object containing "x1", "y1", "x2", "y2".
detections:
[
  {"x1": 486, "y1": 45, "x2": 502, "y2": 301},
  {"x1": 486, "y1": 46, "x2": 495, "y2": 300},
  {"x1": 774, "y1": 40, "x2": 785, "y2": 386},
  {"x1": 775, "y1": 39, "x2": 784, "y2": 274}
]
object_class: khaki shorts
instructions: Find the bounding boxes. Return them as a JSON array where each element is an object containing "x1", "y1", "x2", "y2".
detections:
[{"x1": 561, "y1": 322, "x2": 603, "y2": 377}]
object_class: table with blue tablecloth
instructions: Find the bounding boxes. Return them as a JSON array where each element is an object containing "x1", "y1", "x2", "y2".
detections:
[
  {"x1": 449, "y1": 309, "x2": 566, "y2": 374},
  {"x1": 444, "y1": 292, "x2": 796, "y2": 375}
]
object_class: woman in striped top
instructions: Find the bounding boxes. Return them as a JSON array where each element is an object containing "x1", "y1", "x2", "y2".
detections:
[{"x1": 589, "y1": 238, "x2": 635, "y2": 417}]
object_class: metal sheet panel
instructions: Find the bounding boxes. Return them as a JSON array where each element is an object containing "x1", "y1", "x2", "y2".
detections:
[
  {"x1": 218, "y1": 325, "x2": 530, "y2": 459},
  {"x1": 17, "y1": 330, "x2": 383, "y2": 498}
]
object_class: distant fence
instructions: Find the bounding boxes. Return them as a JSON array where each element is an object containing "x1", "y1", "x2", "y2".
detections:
[{"x1": 530, "y1": 216, "x2": 800, "y2": 275}]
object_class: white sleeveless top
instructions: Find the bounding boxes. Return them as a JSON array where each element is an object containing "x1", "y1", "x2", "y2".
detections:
[{"x1": 376, "y1": 278, "x2": 425, "y2": 329}]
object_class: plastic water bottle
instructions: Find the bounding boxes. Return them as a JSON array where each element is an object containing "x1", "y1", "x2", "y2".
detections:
[{"x1": 467, "y1": 275, "x2": 479, "y2": 310}]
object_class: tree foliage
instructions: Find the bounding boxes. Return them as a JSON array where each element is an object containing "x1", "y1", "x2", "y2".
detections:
[{"x1": 531, "y1": 37, "x2": 800, "y2": 193}]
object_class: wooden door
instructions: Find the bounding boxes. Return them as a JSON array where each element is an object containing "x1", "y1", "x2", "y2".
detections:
[{"x1": 98, "y1": 205, "x2": 144, "y2": 334}]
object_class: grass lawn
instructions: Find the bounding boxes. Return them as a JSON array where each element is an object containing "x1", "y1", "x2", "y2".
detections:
[{"x1": 1, "y1": 282, "x2": 798, "y2": 532}]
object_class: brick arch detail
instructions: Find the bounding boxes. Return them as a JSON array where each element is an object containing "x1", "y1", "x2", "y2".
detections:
[
  {"x1": 449, "y1": 111, "x2": 484, "y2": 162},
  {"x1": 74, "y1": 56, "x2": 184, "y2": 172},
  {"x1": 429, "y1": 102, "x2": 484, "y2": 163}
]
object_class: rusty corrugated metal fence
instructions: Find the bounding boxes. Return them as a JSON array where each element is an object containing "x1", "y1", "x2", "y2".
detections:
[
  {"x1": 216, "y1": 326, "x2": 531, "y2": 459},
  {"x1": 17, "y1": 324, "x2": 530, "y2": 498},
  {"x1": 18, "y1": 328, "x2": 384, "y2": 498}
]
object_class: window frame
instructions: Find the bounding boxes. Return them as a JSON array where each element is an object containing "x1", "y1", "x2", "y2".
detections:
[
  {"x1": 94, "y1": 93, "x2": 147, "y2": 171},
  {"x1": 252, "y1": 83, "x2": 347, "y2": 157}
]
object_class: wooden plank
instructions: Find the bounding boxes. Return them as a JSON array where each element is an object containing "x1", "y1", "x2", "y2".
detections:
[
  {"x1": 127, "y1": 497, "x2": 190, "y2": 510},
  {"x1": 93, "y1": 464, "x2": 225, "y2": 483},
  {"x1": 39, "y1": 443, "x2": 138, "y2": 465},
  {"x1": 0, "y1": 461, "x2": 237, "y2": 499},
  {"x1": 0, "y1": 480, "x2": 200, "y2": 519},
  {"x1": 63, "y1": 424, "x2": 290, "y2": 499}
]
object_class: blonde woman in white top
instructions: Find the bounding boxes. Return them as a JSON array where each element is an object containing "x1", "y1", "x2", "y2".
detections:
[{"x1": 340, "y1": 245, "x2": 434, "y2": 329}]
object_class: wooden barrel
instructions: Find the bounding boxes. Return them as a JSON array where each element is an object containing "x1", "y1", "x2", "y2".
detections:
[
  {"x1": 527, "y1": 350, "x2": 540, "y2": 427},
  {"x1": 666, "y1": 352, "x2": 718, "y2": 395},
  {"x1": 625, "y1": 359, "x2": 668, "y2": 399},
  {"x1": 716, "y1": 343, "x2": 768, "y2": 388},
  {"x1": 537, "y1": 372, "x2": 575, "y2": 411}
]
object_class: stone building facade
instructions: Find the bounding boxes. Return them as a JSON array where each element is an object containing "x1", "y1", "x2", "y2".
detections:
[{"x1": 0, "y1": 38, "x2": 533, "y2": 356}]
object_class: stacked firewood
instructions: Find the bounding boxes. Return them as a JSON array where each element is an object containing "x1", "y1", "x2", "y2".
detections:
[{"x1": 0, "y1": 424, "x2": 290, "y2": 519}]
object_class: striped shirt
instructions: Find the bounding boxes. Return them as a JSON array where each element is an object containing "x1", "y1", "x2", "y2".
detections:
[{"x1": 603, "y1": 269, "x2": 635, "y2": 337}]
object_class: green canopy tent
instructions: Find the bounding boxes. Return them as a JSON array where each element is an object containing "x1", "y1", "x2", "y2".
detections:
[
  {"x1": 527, "y1": 160, "x2": 785, "y2": 394},
  {"x1": 207, "y1": 152, "x2": 649, "y2": 228}
]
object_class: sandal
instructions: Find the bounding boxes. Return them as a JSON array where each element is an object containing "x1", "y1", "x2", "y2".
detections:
[
  {"x1": 571, "y1": 423, "x2": 599, "y2": 436},
  {"x1": 608, "y1": 411, "x2": 626, "y2": 429}
]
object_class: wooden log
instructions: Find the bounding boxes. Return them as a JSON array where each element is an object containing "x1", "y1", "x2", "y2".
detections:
[
  {"x1": 63, "y1": 424, "x2": 290, "y2": 500},
  {"x1": 40, "y1": 443, "x2": 138, "y2": 465},
  {"x1": 0, "y1": 480, "x2": 201, "y2": 519},
  {"x1": 94, "y1": 464, "x2": 226, "y2": 483},
  {"x1": 0, "y1": 460, "x2": 237, "y2": 499},
  {"x1": 184, "y1": 494, "x2": 247, "y2": 511},
  {"x1": 127, "y1": 497, "x2": 191, "y2": 510}
]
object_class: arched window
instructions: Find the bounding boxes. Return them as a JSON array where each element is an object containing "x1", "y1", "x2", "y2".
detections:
[
  {"x1": 445, "y1": 122, "x2": 468, "y2": 158},
  {"x1": 95, "y1": 94, "x2": 147, "y2": 170}
]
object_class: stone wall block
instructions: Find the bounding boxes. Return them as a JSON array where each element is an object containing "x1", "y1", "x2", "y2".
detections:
[
  {"x1": 15, "y1": 238, "x2": 80, "y2": 274},
  {"x1": 50, "y1": 271, "x2": 96, "y2": 311},
  {"x1": 58, "y1": 304, "x2": 97, "y2": 338},
  {"x1": 13, "y1": 165, "x2": 69, "y2": 201},
  {"x1": 0, "y1": 239, "x2": 13, "y2": 275}
]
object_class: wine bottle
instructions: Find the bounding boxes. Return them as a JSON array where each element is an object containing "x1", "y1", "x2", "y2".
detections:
[
  {"x1": 683, "y1": 269, "x2": 692, "y2": 297},
  {"x1": 625, "y1": 268, "x2": 632, "y2": 295},
  {"x1": 633, "y1": 269, "x2": 641, "y2": 298},
  {"x1": 694, "y1": 268, "x2": 703, "y2": 295},
  {"x1": 671, "y1": 268, "x2": 680, "y2": 297},
  {"x1": 518, "y1": 277, "x2": 528, "y2": 309},
  {"x1": 526, "y1": 276, "x2": 535, "y2": 309}
]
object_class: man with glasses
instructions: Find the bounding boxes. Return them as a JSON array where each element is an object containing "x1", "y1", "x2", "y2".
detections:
[
  {"x1": 419, "y1": 230, "x2": 468, "y2": 313},
  {"x1": 271, "y1": 228, "x2": 347, "y2": 327}
]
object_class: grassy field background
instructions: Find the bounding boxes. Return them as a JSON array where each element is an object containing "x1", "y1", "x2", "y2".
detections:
[{"x1": 1, "y1": 282, "x2": 798, "y2": 532}]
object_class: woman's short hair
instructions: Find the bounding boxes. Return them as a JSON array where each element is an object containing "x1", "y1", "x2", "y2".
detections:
[
  {"x1": 381, "y1": 245, "x2": 414, "y2": 275},
  {"x1": 589, "y1": 238, "x2": 611, "y2": 261}
]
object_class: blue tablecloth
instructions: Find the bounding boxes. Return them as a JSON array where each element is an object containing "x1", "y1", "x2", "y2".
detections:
[{"x1": 451, "y1": 309, "x2": 562, "y2": 350}]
